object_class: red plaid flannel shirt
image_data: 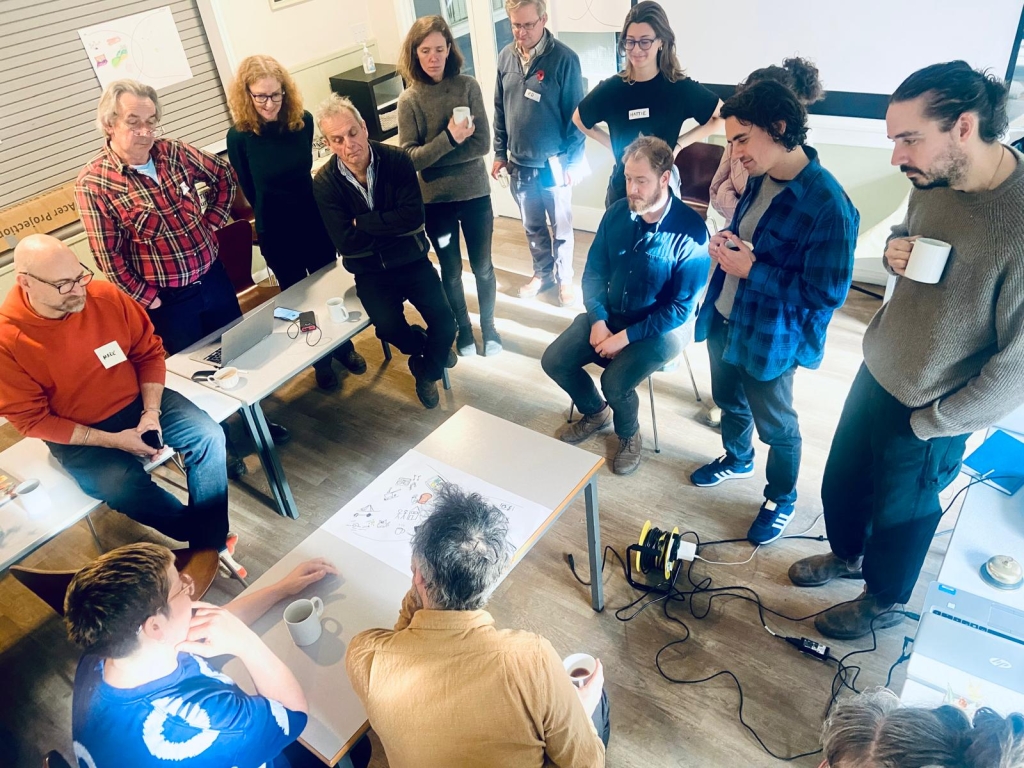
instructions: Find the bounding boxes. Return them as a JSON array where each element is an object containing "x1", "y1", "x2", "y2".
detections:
[{"x1": 75, "y1": 139, "x2": 237, "y2": 306}]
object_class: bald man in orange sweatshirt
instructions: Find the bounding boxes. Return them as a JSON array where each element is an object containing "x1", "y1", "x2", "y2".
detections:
[{"x1": 0, "y1": 234, "x2": 232, "y2": 557}]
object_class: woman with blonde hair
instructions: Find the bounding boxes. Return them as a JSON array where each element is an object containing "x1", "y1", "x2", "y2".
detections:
[
  {"x1": 397, "y1": 16, "x2": 499, "y2": 357},
  {"x1": 573, "y1": 0, "x2": 723, "y2": 207},
  {"x1": 226, "y1": 55, "x2": 364, "y2": 390}
]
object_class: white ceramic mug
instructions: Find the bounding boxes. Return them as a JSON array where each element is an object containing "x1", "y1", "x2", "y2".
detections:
[
  {"x1": 326, "y1": 297, "x2": 349, "y2": 323},
  {"x1": 905, "y1": 237, "x2": 952, "y2": 284},
  {"x1": 206, "y1": 366, "x2": 240, "y2": 390},
  {"x1": 284, "y1": 597, "x2": 324, "y2": 647},
  {"x1": 453, "y1": 106, "x2": 473, "y2": 127},
  {"x1": 562, "y1": 652, "x2": 597, "y2": 688},
  {"x1": 15, "y1": 479, "x2": 52, "y2": 519}
]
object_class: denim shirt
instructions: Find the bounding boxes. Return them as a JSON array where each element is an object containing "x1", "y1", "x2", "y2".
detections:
[
  {"x1": 695, "y1": 146, "x2": 860, "y2": 381},
  {"x1": 583, "y1": 194, "x2": 710, "y2": 342}
]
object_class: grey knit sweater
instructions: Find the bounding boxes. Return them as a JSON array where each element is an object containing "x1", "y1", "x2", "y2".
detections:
[
  {"x1": 864, "y1": 147, "x2": 1024, "y2": 440},
  {"x1": 397, "y1": 74, "x2": 491, "y2": 204}
]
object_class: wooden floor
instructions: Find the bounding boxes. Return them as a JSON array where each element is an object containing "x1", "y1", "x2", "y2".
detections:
[{"x1": 0, "y1": 217, "x2": 965, "y2": 767}]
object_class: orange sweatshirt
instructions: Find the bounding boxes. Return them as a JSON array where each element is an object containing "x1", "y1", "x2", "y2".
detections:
[{"x1": 0, "y1": 281, "x2": 166, "y2": 443}]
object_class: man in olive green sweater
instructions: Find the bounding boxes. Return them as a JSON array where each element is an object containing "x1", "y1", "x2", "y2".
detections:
[{"x1": 789, "y1": 61, "x2": 1024, "y2": 639}]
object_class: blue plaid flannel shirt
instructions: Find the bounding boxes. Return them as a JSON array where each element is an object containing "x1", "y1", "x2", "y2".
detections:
[{"x1": 695, "y1": 146, "x2": 859, "y2": 381}]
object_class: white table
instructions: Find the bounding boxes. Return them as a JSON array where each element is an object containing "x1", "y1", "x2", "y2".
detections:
[
  {"x1": 224, "y1": 406, "x2": 605, "y2": 766},
  {"x1": 166, "y1": 262, "x2": 378, "y2": 519}
]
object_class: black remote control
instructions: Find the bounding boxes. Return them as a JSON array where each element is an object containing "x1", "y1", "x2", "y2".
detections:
[{"x1": 141, "y1": 430, "x2": 163, "y2": 450}]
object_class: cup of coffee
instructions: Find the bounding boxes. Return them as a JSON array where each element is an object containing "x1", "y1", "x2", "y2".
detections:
[
  {"x1": 206, "y1": 367, "x2": 240, "y2": 390},
  {"x1": 15, "y1": 479, "x2": 52, "y2": 519},
  {"x1": 905, "y1": 237, "x2": 952, "y2": 284},
  {"x1": 326, "y1": 297, "x2": 349, "y2": 323},
  {"x1": 562, "y1": 653, "x2": 597, "y2": 688},
  {"x1": 453, "y1": 106, "x2": 473, "y2": 127},
  {"x1": 284, "y1": 597, "x2": 324, "y2": 647}
]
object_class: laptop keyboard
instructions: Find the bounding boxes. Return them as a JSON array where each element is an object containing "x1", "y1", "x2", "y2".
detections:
[{"x1": 204, "y1": 348, "x2": 223, "y2": 365}]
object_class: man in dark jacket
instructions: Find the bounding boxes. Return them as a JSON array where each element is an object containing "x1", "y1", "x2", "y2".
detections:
[{"x1": 312, "y1": 95, "x2": 456, "y2": 409}]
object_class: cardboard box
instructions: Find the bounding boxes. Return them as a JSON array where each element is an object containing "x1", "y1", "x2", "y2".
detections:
[{"x1": 0, "y1": 183, "x2": 80, "y2": 253}]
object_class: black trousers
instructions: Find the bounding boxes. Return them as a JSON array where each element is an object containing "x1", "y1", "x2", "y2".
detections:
[
  {"x1": 822, "y1": 364, "x2": 969, "y2": 604},
  {"x1": 354, "y1": 259, "x2": 456, "y2": 381},
  {"x1": 425, "y1": 195, "x2": 497, "y2": 332},
  {"x1": 148, "y1": 260, "x2": 242, "y2": 355}
]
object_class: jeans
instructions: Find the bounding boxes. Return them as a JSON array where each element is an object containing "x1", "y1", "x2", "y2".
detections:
[
  {"x1": 708, "y1": 311, "x2": 801, "y2": 505},
  {"x1": 354, "y1": 259, "x2": 456, "y2": 381},
  {"x1": 46, "y1": 390, "x2": 229, "y2": 550},
  {"x1": 509, "y1": 164, "x2": 575, "y2": 284},
  {"x1": 425, "y1": 195, "x2": 497, "y2": 332},
  {"x1": 822, "y1": 364, "x2": 969, "y2": 604},
  {"x1": 542, "y1": 313, "x2": 681, "y2": 438},
  {"x1": 147, "y1": 260, "x2": 242, "y2": 355},
  {"x1": 591, "y1": 689, "x2": 611, "y2": 748}
]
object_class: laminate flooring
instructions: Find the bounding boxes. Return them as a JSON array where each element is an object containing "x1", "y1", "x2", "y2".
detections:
[{"x1": 0, "y1": 217, "x2": 964, "y2": 767}]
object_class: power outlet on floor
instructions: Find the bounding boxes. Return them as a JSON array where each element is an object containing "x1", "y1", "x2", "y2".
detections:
[{"x1": 352, "y1": 23, "x2": 369, "y2": 43}]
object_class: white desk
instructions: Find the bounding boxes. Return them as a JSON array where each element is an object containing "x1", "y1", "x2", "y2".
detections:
[
  {"x1": 166, "y1": 262, "x2": 376, "y2": 519},
  {"x1": 224, "y1": 406, "x2": 605, "y2": 766}
]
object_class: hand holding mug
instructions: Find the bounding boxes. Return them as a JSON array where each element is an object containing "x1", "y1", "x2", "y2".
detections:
[
  {"x1": 491, "y1": 159, "x2": 508, "y2": 181},
  {"x1": 447, "y1": 113, "x2": 475, "y2": 144},
  {"x1": 884, "y1": 236, "x2": 918, "y2": 276},
  {"x1": 708, "y1": 230, "x2": 736, "y2": 261},
  {"x1": 574, "y1": 658, "x2": 605, "y2": 718}
]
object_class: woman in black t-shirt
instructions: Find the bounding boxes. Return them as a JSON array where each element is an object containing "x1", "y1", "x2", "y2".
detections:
[{"x1": 573, "y1": 1, "x2": 722, "y2": 207}]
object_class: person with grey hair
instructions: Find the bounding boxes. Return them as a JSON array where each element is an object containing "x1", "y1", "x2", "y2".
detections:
[
  {"x1": 313, "y1": 94, "x2": 457, "y2": 409},
  {"x1": 819, "y1": 688, "x2": 1024, "y2": 768},
  {"x1": 345, "y1": 483, "x2": 609, "y2": 766}
]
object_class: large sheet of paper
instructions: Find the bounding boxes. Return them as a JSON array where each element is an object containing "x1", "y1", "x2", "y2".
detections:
[
  {"x1": 321, "y1": 450, "x2": 553, "y2": 576},
  {"x1": 78, "y1": 7, "x2": 193, "y2": 91}
]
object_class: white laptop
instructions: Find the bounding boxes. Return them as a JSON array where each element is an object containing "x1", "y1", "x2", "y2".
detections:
[{"x1": 188, "y1": 302, "x2": 275, "y2": 368}]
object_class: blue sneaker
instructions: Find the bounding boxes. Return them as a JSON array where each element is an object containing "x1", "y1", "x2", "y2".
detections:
[
  {"x1": 689, "y1": 455, "x2": 755, "y2": 487},
  {"x1": 747, "y1": 500, "x2": 796, "y2": 544}
]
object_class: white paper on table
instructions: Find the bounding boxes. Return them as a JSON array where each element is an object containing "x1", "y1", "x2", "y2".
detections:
[
  {"x1": 321, "y1": 449, "x2": 554, "y2": 577},
  {"x1": 78, "y1": 7, "x2": 193, "y2": 91}
]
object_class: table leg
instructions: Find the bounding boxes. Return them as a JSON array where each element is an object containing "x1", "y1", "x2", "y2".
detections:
[
  {"x1": 381, "y1": 340, "x2": 392, "y2": 361},
  {"x1": 336, "y1": 755, "x2": 356, "y2": 768},
  {"x1": 85, "y1": 514, "x2": 104, "y2": 551},
  {"x1": 584, "y1": 478, "x2": 604, "y2": 612},
  {"x1": 442, "y1": 367, "x2": 451, "y2": 391},
  {"x1": 240, "y1": 404, "x2": 299, "y2": 519}
]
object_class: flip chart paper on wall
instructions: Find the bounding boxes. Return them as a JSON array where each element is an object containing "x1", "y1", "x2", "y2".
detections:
[
  {"x1": 78, "y1": 6, "x2": 193, "y2": 91},
  {"x1": 321, "y1": 450, "x2": 554, "y2": 577}
]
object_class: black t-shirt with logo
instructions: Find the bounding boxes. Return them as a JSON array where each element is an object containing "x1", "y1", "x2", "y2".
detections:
[{"x1": 578, "y1": 72, "x2": 719, "y2": 203}]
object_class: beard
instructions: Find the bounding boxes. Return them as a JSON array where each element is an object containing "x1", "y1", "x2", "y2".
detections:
[
  {"x1": 56, "y1": 295, "x2": 86, "y2": 314},
  {"x1": 901, "y1": 144, "x2": 968, "y2": 190},
  {"x1": 628, "y1": 186, "x2": 665, "y2": 215}
]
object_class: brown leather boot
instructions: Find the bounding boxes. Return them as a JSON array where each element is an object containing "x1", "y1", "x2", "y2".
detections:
[
  {"x1": 814, "y1": 587, "x2": 904, "y2": 640},
  {"x1": 788, "y1": 552, "x2": 864, "y2": 587}
]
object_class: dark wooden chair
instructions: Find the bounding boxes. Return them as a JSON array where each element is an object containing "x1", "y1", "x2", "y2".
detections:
[
  {"x1": 229, "y1": 187, "x2": 258, "y2": 245},
  {"x1": 673, "y1": 142, "x2": 726, "y2": 221},
  {"x1": 215, "y1": 219, "x2": 280, "y2": 313},
  {"x1": 44, "y1": 751, "x2": 72, "y2": 768},
  {"x1": 10, "y1": 548, "x2": 220, "y2": 617}
]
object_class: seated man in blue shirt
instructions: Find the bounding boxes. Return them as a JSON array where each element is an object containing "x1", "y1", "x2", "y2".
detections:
[
  {"x1": 542, "y1": 136, "x2": 710, "y2": 475},
  {"x1": 64, "y1": 542, "x2": 367, "y2": 768},
  {"x1": 689, "y1": 80, "x2": 859, "y2": 545}
]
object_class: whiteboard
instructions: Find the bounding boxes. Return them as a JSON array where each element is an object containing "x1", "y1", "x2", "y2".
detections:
[
  {"x1": 664, "y1": 0, "x2": 1021, "y2": 101},
  {"x1": 550, "y1": 0, "x2": 630, "y2": 34}
]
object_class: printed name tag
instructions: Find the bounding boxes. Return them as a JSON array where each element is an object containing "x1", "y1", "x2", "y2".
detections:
[
  {"x1": 628, "y1": 108, "x2": 650, "y2": 120},
  {"x1": 524, "y1": 89, "x2": 541, "y2": 102},
  {"x1": 94, "y1": 341, "x2": 128, "y2": 369}
]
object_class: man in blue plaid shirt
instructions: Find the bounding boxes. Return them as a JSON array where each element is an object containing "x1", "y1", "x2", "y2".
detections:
[{"x1": 690, "y1": 80, "x2": 859, "y2": 545}]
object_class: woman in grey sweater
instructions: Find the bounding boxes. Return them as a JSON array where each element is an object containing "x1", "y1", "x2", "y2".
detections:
[{"x1": 397, "y1": 16, "x2": 500, "y2": 356}]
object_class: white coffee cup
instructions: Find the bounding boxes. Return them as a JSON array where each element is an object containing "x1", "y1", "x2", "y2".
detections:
[
  {"x1": 207, "y1": 366, "x2": 240, "y2": 390},
  {"x1": 326, "y1": 297, "x2": 349, "y2": 323},
  {"x1": 562, "y1": 652, "x2": 597, "y2": 688},
  {"x1": 453, "y1": 106, "x2": 473, "y2": 127},
  {"x1": 284, "y1": 597, "x2": 324, "y2": 647},
  {"x1": 905, "y1": 237, "x2": 952, "y2": 284},
  {"x1": 15, "y1": 479, "x2": 52, "y2": 519}
]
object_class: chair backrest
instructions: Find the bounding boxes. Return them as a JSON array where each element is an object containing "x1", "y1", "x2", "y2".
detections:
[
  {"x1": 10, "y1": 548, "x2": 220, "y2": 618},
  {"x1": 215, "y1": 219, "x2": 258, "y2": 296},
  {"x1": 673, "y1": 142, "x2": 725, "y2": 210},
  {"x1": 45, "y1": 751, "x2": 72, "y2": 768}
]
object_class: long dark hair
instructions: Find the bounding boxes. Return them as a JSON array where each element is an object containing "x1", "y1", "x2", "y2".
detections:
[
  {"x1": 398, "y1": 15, "x2": 465, "y2": 85},
  {"x1": 617, "y1": 1, "x2": 684, "y2": 83}
]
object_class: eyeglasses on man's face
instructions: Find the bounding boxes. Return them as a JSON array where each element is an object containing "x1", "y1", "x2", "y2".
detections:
[
  {"x1": 511, "y1": 19, "x2": 541, "y2": 32},
  {"x1": 250, "y1": 90, "x2": 285, "y2": 104},
  {"x1": 19, "y1": 263, "x2": 94, "y2": 295},
  {"x1": 622, "y1": 37, "x2": 657, "y2": 51},
  {"x1": 123, "y1": 118, "x2": 163, "y2": 137}
]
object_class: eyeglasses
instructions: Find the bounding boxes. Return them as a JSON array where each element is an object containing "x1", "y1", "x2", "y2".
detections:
[
  {"x1": 170, "y1": 573, "x2": 195, "y2": 601},
  {"x1": 511, "y1": 19, "x2": 542, "y2": 32},
  {"x1": 250, "y1": 90, "x2": 285, "y2": 104},
  {"x1": 125, "y1": 121, "x2": 164, "y2": 137},
  {"x1": 18, "y1": 264, "x2": 94, "y2": 295},
  {"x1": 622, "y1": 37, "x2": 657, "y2": 51}
]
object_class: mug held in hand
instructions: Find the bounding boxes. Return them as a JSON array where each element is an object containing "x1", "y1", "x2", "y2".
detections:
[{"x1": 904, "y1": 237, "x2": 952, "y2": 284}]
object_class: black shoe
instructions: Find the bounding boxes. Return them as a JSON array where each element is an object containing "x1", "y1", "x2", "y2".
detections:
[
  {"x1": 409, "y1": 356, "x2": 439, "y2": 409},
  {"x1": 314, "y1": 363, "x2": 339, "y2": 390},
  {"x1": 227, "y1": 455, "x2": 247, "y2": 480},
  {"x1": 412, "y1": 324, "x2": 457, "y2": 369},
  {"x1": 269, "y1": 422, "x2": 291, "y2": 445},
  {"x1": 482, "y1": 327, "x2": 503, "y2": 356},
  {"x1": 336, "y1": 346, "x2": 367, "y2": 374}
]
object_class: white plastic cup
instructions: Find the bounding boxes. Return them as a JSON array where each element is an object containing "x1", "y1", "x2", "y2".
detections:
[
  {"x1": 453, "y1": 106, "x2": 472, "y2": 127},
  {"x1": 562, "y1": 652, "x2": 597, "y2": 688},
  {"x1": 326, "y1": 297, "x2": 349, "y2": 323},
  {"x1": 905, "y1": 237, "x2": 952, "y2": 284},
  {"x1": 208, "y1": 366, "x2": 240, "y2": 389},
  {"x1": 284, "y1": 597, "x2": 324, "y2": 647},
  {"x1": 15, "y1": 479, "x2": 52, "y2": 519}
]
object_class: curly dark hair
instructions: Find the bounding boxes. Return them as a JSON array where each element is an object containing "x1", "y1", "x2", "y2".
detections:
[
  {"x1": 743, "y1": 56, "x2": 825, "y2": 106},
  {"x1": 891, "y1": 60, "x2": 1008, "y2": 144},
  {"x1": 721, "y1": 80, "x2": 808, "y2": 151}
]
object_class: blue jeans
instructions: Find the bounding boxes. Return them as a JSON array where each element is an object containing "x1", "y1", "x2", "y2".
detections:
[
  {"x1": 708, "y1": 311, "x2": 801, "y2": 505},
  {"x1": 46, "y1": 390, "x2": 229, "y2": 550},
  {"x1": 147, "y1": 260, "x2": 242, "y2": 355},
  {"x1": 542, "y1": 313, "x2": 681, "y2": 438},
  {"x1": 508, "y1": 164, "x2": 575, "y2": 284}
]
